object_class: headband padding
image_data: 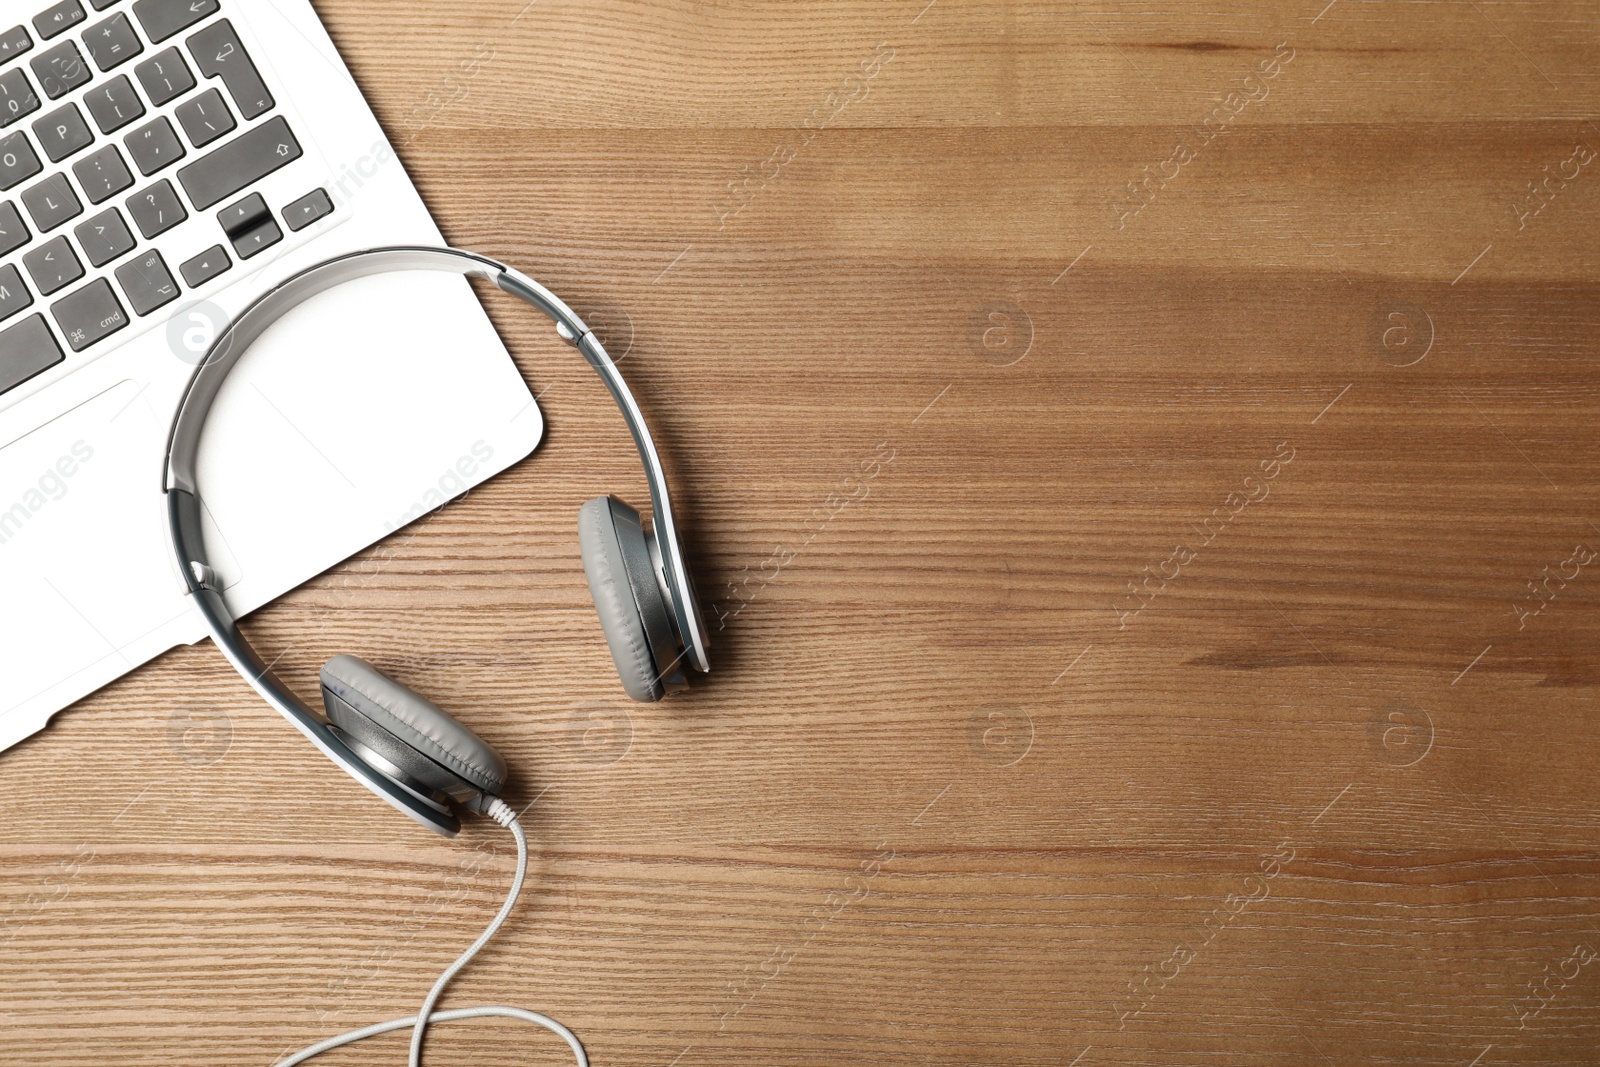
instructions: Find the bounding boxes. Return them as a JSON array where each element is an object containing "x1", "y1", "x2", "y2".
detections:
[
  {"x1": 578, "y1": 496, "x2": 677, "y2": 702},
  {"x1": 320, "y1": 654, "x2": 507, "y2": 796}
]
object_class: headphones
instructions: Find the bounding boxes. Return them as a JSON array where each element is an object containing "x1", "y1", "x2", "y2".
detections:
[{"x1": 163, "y1": 246, "x2": 711, "y2": 837}]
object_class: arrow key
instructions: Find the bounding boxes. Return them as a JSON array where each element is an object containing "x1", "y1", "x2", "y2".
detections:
[
  {"x1": 179, "y1": 242, "x2": 228, "y2": 287},
  {"x1": 229, "y1": 213, "x2": 279, "y2": 260},
  {"x1": 217, "y1": 189, "x2": 279, "y2": 260},
  {"x1": 283, "y1": 187, "x2": 332, "y2": 231}
]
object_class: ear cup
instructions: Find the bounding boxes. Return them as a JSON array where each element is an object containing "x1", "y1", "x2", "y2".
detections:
[
  {"x1": 578, "y1": 495, "x2": 685, "y2": 702},
  {"x1": 319, "y1": 654, "x2": 507, "y2": 797}
]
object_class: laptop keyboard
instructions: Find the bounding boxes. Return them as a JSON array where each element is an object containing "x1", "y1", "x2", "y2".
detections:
[{"x1": 0, "y1": 0, "x2": 335, "y2": 397}]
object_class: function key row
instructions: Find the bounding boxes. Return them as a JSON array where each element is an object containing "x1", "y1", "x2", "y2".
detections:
[
  {"x1": 131, "y1": 0, "x2": 217, "y2": 44},
  {"x1": 0, "y1": 0, "x2": 175, "y2": 89},
  {"x1": 0, "y1": 26, "x2": 29, "y2": 65},
  {"x1": 4, "y1": 0, "x2": 217, "y2": 61},
  {"x1": 34, "y1": 1, "x2": 85, "y2": 42}
]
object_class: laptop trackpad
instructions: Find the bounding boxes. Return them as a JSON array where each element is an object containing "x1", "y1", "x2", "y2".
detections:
[{"x1": 0, "y1": 381, "x2": 211, "y2": 730}]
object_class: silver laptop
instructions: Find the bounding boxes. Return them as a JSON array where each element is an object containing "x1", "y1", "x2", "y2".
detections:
[{"x1": 0, "y1": 0, "x2": 544, "y2": 753}]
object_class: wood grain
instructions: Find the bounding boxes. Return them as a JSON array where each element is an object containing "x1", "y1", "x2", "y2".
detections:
[{"x1": 7, "y1": 0, "x2": 1600, "y2": 1063}]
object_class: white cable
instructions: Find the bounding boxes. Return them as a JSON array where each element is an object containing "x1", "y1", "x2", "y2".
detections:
[{"x1": 271, "y1": 798, "x2": 587, "y2": 1067}]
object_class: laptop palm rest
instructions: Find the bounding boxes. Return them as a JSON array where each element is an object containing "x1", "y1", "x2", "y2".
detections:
[{"x1": 0, "y1": 271, "x2": 543, "y2": 754}]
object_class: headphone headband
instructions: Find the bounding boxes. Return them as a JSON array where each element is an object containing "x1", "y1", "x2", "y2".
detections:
[{"x1": 163, "y1": 246, "x2": 709, "y2": 834}]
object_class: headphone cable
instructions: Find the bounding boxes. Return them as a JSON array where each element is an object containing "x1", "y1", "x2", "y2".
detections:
[{"x1": 271, "y1": 798, "x2": 588, "y2": 1067}]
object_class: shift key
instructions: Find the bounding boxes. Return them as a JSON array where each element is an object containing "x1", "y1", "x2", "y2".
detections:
[{"x1": 176, "y1": 115, "x2": 299, "y2": 210}]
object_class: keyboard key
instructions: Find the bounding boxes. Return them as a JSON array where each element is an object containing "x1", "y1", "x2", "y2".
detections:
[
  {"x1": 177, "y1": 115, "x2": 298, "y2": 210},
  {"x1": 132, "y1": 0, "x2": 215, "y2": 43},
  {"x1": 215, "y1": 189, "x2": 263, "y2": 233},
  {"x1": 88, "y1": 0, "x2": 119, "y2": 10},
  {"x1": 187, "y1": 19, "x2": 271, "y2": 119},
  {"x1": 123, "y1": 114, "x2": 182, "y2": 174},
  {"x1": 51, "y1": 276, "x2": 124, "y2": 350},
  {"x1": 178, "y1": 242, "x2": 226, "y2": 286},
  {"x1": 23, "y1": 233, "x2": 81, "y2": 293},
  {"x1": 33, "y1": 1, "x2": 85, "y2": 41},
  {"x1": 82, "y1": 11, "x2": 140, "y2": 70},
  {"x1": 0, "y1": 26, "x2": 34, "y2": 66},
  {"x1": 73, "y1": 205, "x2": 132, "y2": 264},
  {"x1": 0, "y1": 313, "x2": 62, "y2": 394},
  {"x1": 31, "y1": 101, "x2": 89, "y2": 161},
  {"x1": 0, "y1": 263, "x2": 31, "y2": 320},
  {"x1": 216, "y1": 191, "x2": 278, "y2": 258},
  {"x1": 133, "y1": 45, "x2": 189, "y2": 104},
  {"x1": 0, "y1": 130, "x2": 43, "y2": 189},
  {"x1": 0, "y1": 201, "x2": 28, "y2": 255},
  {"x1": 0, "y1": 67, "x2": 39, "y2": 127},
  {"x1": 283, "y1": 187, "x2": 332, "y2": 231},
  {"x1": 174, "y1": 85, "x2": 230, "y2": 147},
  {"x1": 114, "y1": 248, "x2": 178, "y2": 315},
  {"x1": 231, "y1": 212, "x2": 279, "y2": 259},
  {"x1": 124, "y1": 176, "x2": 182, "y2": 236},
  {"x1": 30, "y1": 40, "x2": 88, "y2": 98},
  {"x1": 72, "y1": 142, "x2": 130, "y2": 202},
  {"x1": 21, "y1": 171, "x2": 80, "y2": 230},
  {"x1": 82, "y1": 72, "x2": 141, "y2": 132}
]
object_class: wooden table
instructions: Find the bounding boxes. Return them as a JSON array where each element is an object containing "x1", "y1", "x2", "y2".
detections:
[{"x1": 6, "y1": 0, "x2": 1600, "y2": 1063}]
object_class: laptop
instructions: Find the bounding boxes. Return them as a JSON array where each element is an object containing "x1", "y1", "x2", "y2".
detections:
[{"x1": 0, "y1": 0, "x2": 545, "y2": 753}]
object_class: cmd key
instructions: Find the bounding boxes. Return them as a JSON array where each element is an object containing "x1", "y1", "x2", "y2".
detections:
[
  {"x1": 51, "y1": 277, "x2": 125, "y2": 351},
  {"x1": 176, "y1": 114, "x2": 298, "y2": 209}
]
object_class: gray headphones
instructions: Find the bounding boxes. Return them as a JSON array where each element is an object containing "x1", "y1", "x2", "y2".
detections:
[{"x1": 163, "y1": 246, "x2": 710, "y2": 836}]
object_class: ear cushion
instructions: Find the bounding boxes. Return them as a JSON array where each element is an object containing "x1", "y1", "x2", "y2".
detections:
[
  {"x1": 578, "y1": 496, "x2": 679, "y2": 702},
  {"x1": 319, "y1": 654, "x2": 507, "y2": 796}
]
